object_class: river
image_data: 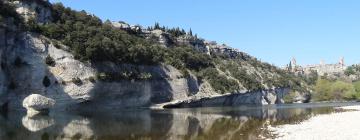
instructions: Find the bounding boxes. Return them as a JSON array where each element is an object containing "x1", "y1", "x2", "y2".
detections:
[{"x1": 0, "y1": 102, "x2": 359, "y2": 140}]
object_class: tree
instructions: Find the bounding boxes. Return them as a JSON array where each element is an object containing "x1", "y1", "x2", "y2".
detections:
[
  {"x1": 330, "y1": 81, "x2": 355, "y2": 100},
  {"x1": 313, "y1": 78, "x2": 332, "y2": 101},
  {"x1": 45, "y1": 55, "x2": 56, "y2": 67},
  {"x1": 288, "y1": 61, "x2": 292, "y2": 72},
  {"x1": 188, "y1": 28, "x2": 193, "y2": 36},
  {"x1": 345, "y1": 66, "x2": 355, "y2": 76},
  {"x1": 154, "y1": 22, "x2": 160, "y2": 29}
]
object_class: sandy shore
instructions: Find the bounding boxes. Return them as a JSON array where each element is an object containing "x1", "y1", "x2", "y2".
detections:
[{"x1": 268, "y1": 105, "x2": 360, "y2": 140}]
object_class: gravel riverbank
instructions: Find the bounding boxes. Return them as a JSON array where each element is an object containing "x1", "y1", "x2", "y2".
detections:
[{"x1": 269, "y1": 105, "x2": 360, "y2": 140}]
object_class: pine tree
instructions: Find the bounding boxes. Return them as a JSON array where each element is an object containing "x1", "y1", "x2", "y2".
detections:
[
  {"x1": 189, "y1": 28, "x2": 193, "y2": 36},
  {"x1": 154, "y1": 22, "x2": 160, "y2": 29},
  {"x1": 288, "y1": 61, "x2": 292, "y2": 72}
]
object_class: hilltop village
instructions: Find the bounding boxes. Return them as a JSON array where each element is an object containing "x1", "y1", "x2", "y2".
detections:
[
  {"x1": 111, "y1": 21, "x2": 246, "y2": 59},
  {"x1": 285, "y1": 57, "x2": 347, "y2": 76}
]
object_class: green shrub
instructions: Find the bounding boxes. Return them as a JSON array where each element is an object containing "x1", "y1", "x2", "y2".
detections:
[
  {"x1": 197, "y1": 68, "x2": 239, "y2": 94},
  {"x1": 313, "y1": 78, "x2": 360, "y2": 101},
  {"x1": 283, "y1": 91, "x2": 297, "y2": 103},
  {"x1": 88, "y1": 76, "x2": 96, "y2": 83},
  {"x1": 45, "y1": 55, "x2": 56, "y2": 67},
  {"x1": 71, "y1": 77, "x2": 82, "y2": 85},
  {"x1": 96, "y1": 72, "x2": 108, "y2": 81},
  {"x1": 52, "y1": 40, "x2": 62, "y2": 49},
  {"x1": 139, "y1": 73, "x2": 152, "y2": 80}
]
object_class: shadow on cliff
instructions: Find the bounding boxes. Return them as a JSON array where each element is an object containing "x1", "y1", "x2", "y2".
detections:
[
  {"x1": 1, "y1": 33, "x2": 76, "y2": 111},
  {"x1": 78, "y1": 63, "x2": 174, "y2": 110}
]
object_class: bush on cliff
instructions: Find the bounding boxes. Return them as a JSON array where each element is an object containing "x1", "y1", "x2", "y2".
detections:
[
  {"x1": 0, "y1": 1, "x2": 23, "y2": 26},
  {"x1": 197, "y1": 68, "x2": 239, "y2": 94}
]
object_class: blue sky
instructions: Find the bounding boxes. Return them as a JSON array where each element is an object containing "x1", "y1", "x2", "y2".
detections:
[{"x1": 49, "y1": 0, "x2": 360, "y2": 66}]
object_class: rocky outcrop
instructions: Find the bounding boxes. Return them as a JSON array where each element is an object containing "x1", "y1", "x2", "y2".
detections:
[
  {"x1": 11, "y1": 0, "x2": 52, "y2": 23},
  {"x1": 23, "y1": 94, "x2": 55, "y2": 115},
  {"x1": 164, "y1": 88, "x2": 290, "y2": 108}
]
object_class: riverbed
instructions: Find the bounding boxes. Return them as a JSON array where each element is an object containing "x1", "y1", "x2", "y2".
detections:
[{"x1": 0, "y1": 102, "x2": 359, "y2": 140}]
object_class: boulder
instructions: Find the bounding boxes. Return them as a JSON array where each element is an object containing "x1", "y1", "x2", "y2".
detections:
[{"x1": 23, "y1": 94, "x2": 55, "y2": 115}]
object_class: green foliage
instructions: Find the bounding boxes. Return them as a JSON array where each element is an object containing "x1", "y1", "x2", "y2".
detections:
[
  {"x1": 95, "y1": 71, "x2": 153, "y2": 82},
  {"x1": 166, "y1": 46, "x2": 213, "y2": 71},
  {"x1": 197, "y1": 68, "x2": 239, "y2": 94},
  {"x1": 88, "y1": 76, "x2": 96, "y2": 83},
  {"x1": 52, "y1": 40, "x2": 62, "y2": 49},
  {"x1": 96, "y1": 72, "x2": 108, "y2": 81},
  {"x1": 313, "y1": 78, "x2": 333, "y2": 101},
  {"x1": 139, "y1": 72, "x2": 152, "y2": 80},
  {"x1": 331, "y1": 81, "x2": 356, "y2": 100},
  {"x1": 18, "y1": 1, "x2": 309, "y2": 94},
  {"x1": 312, "y1": 78, "x2": 360, "y2": 101},
  {"x1": 71, "y1": 77, "x2": 82, "y2": 85},
  {"x1": 345, "y1": 67, "x2": 355, "y2": 76},
  {"x1": 215, "y1": 57, "x2": 302, "y2": 91},
  {"x1": 36, "y1": 4, "x2": 210, "y2": 68},
  {"x1": 0, "y1": 1, "x2": 23, "y2": 26},
  {"x1": 305, "y1": 70, "x2": 318, "y2": 85},
  {"x1": 26, "y1": 17, "x2": 42, "y2": 32},
  {"x1": 45, "y1": 55, "x2": 56, "y2": 67},
  {"x1": 345, "y1": 65, "x2": 360, "y2": 76},
  {"x1": 151, "y1": 22, "x2": 187, "y2": 37},
  {"x1": 353, "y1": 81, "x2": 360, "y2": 93},
  {"x1": 283, "y1": 91, "x2": 297, "y2": 103}
]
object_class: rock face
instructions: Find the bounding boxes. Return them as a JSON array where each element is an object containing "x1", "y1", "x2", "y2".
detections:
[
  {"x1": 11, "y1": 0, "x2": 52, "y2": 23},
  {"x1": 0, "y1": 32, "x2": 208, "y2": 110},
  {"x1": 23, "y1": 94, "x2": 55, "y2": 114},
  {"x1": 164, "y1": 88, "x2": 290, "y2": 108},
  {"x1": 0, "y1": 32, "x2": 293, "y2": 110},
  {"x1": 0, "y1": 0, "x2": 303, "y2": 111}
]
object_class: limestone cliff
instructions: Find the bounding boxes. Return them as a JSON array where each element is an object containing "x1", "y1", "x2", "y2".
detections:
[{"x1": 0, "y1": 0, "x2": 310, "y2": 111}]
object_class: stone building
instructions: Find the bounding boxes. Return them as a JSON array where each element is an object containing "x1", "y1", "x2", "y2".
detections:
[
  {"x1": 206, "y1": 41, "x2": 243, "y2": 58},
  {"x1": 286, "y1": 57, "x2": 347, "y2": 76}
]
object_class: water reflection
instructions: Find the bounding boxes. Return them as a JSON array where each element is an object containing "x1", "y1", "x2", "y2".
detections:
[
  {"x1": 22, "y1": 114, "x2": 55, "y2": 132},
  {"x1": 0, "y1": 102, "x2": 358, "y2": 140}
]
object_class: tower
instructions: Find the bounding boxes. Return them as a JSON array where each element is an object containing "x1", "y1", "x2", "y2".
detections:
[
  {"x1": 290, "y1": 57, "x2": 297, "y2": 72},
  {"x1": 291, "y1": 57, "x2": 297, "y2": 67},
  {"x1": 339, "y1": 57, "x2": 345, "y2": 66}
]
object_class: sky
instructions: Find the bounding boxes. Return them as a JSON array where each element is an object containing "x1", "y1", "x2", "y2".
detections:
[{"x1": 49, "y1": 0, "x2": 360, "y2": 67}]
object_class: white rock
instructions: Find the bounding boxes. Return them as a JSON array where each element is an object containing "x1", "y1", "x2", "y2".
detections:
[{"x1": 23, "y1": 94, "x2": 55, "y2": 115}]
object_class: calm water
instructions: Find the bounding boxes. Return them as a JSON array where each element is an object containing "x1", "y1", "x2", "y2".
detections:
[{"x1": 0, "y1": 102, "x2": 359, "y2": 140}]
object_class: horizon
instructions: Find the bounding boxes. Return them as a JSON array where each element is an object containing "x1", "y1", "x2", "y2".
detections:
[{"x1": 49, "y1": 0, "x2": 360, "y2": 67}]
